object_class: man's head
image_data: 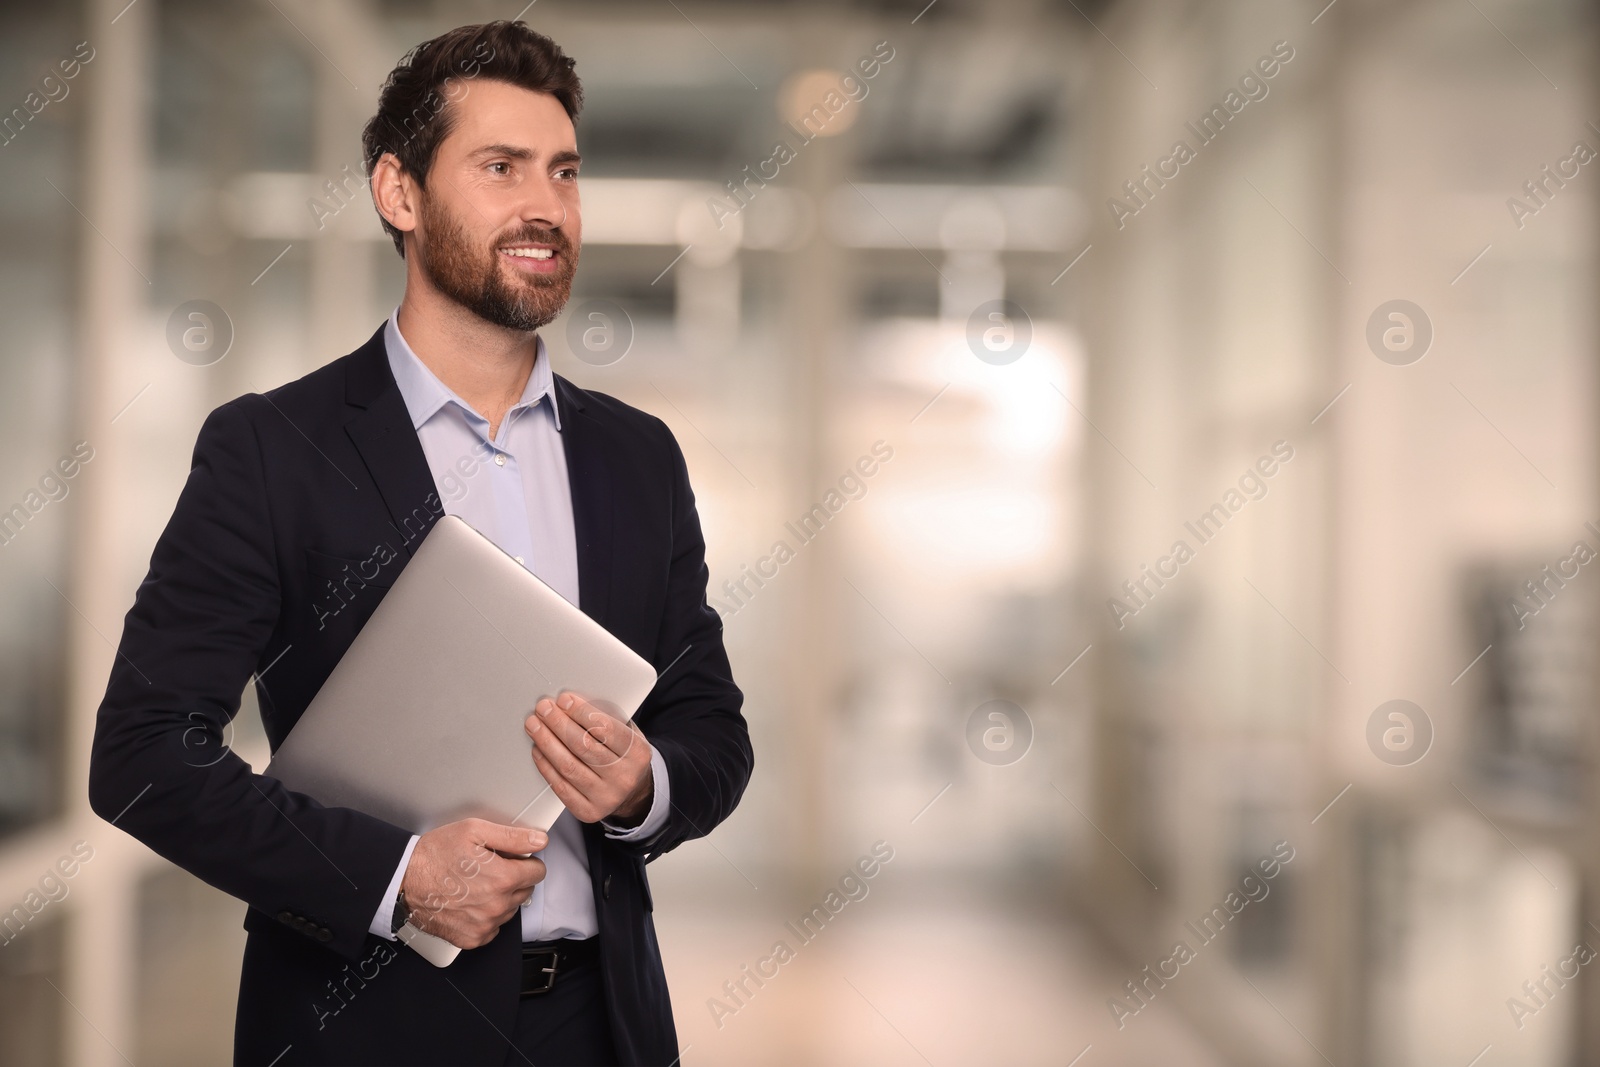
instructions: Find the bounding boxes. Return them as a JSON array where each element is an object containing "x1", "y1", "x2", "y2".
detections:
[{"x1": 364, "y1": 22, "x2": 583, "y2": 331}]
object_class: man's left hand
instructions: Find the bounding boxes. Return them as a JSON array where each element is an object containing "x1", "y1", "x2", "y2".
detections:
[{"x1": 524, "y1": 692, "x2": 653, "y2": 826}]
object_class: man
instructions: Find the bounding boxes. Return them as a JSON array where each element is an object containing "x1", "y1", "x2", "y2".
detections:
[{"x1": 88, "y1": 20, "x2": 752, "y2": 1066}]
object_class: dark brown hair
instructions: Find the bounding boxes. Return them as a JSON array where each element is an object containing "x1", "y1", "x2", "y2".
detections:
[{"x1": 361, "y1": 21, "x2": 583, "y2": 256}]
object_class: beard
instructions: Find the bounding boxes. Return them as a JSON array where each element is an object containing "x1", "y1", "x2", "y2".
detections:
[{"x1": 416, "y1": 190, "x2": 578, "y2": 331}]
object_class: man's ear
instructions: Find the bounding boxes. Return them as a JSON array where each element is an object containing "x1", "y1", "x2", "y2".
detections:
[{"x1": 371, "y1": 151, "x2": 420, "y2": 240}]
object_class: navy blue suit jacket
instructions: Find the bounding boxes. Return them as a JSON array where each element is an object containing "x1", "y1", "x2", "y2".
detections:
[{"x1": 88, "y1": 325, "x2": 753, "y2": 1065}]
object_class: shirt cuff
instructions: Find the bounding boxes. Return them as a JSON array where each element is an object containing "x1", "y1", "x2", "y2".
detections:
[
  {"x1": 602, "y1": 746, "x2": 670, "y2": 841},
  {"x1": 368, "y1": 834, "x2": 421, "y2": 941}
]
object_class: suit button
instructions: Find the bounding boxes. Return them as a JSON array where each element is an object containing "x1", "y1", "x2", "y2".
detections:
[
  {"x1": 277, "y1": 910, "x2": 294, "y2": 925},
  {"x1": 316, "y1": 927, "x2": 333, "y2": 943},
  {"x1": 603, "y1": 874, "x2": 612, "y2": 900}
]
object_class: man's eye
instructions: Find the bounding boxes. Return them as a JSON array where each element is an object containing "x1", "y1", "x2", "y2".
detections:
[
  {"x1": 489, "y1": 162, "x2": 510, "y2": 175},
  {"x1": 557, "y1": 168, "x2": 578, "y2": 180}
]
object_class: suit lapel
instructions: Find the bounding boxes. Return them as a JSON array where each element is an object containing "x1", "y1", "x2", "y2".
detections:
[
  {"x1": 337, "y1": 333, "x2": 610, "y2": 619},
  {"x1": 341, "y1": 326, "x2": 441, "y2": 557},
  {"x1": 555, "y1": 374, "x2": 614, "y2": 630}
]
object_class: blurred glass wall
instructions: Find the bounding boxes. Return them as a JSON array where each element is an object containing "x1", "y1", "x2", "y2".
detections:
[{"x1": 0, "y1": 0, "x2": 1595, "y2": 1065}]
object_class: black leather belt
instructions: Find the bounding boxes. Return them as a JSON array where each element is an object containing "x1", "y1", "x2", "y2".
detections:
[{"x1": 520, "y1": 937, "x2": 600, "y2": 997}]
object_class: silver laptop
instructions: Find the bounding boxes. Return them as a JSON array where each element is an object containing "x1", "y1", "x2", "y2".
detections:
[{"x1": 265, "y1": 514, "x2": 658, "y2": 963}]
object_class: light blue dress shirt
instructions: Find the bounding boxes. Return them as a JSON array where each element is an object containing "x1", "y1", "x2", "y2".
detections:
[{"x1": 367, "y1": 308, "x2": 670, "y2": 943}]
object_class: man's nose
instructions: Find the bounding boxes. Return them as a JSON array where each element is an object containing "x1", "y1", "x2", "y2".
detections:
[{"x1": 517, "y1": 179, "x2": 568, "y2": 231}]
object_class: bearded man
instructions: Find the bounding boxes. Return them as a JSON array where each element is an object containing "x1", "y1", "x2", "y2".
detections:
[{"x1": 88, "y1": 20, "x2": 751, "y2": 1067}]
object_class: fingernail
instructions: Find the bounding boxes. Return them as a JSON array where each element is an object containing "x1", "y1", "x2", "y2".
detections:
[
  {"x1": 538, "y1": 701, "x2": 553, "y2": 717},
  {"x1": 529, "y1": 718, "x2": 541, "y2": 733},
  {"x1": 558, "y1": 693, "x2": 573, "y2": 709}
]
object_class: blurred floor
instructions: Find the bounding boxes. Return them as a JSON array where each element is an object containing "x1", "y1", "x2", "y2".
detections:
[
  {"x1": 119, "y1": 860, "x2": 1228, "y2": 1066},
  {"x1": 655, "y1": 873, "x2": 1225, "y2": 1067}
]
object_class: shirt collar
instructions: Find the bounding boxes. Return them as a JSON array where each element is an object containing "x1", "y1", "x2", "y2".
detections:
[{"x1": 383, "y1": 308, "x2": 561, "y2": 434}]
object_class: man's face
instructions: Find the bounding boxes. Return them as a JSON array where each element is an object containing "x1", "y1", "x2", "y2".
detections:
[{"x1": 412, "y1": 80, "x2": 581, "y2": 331}]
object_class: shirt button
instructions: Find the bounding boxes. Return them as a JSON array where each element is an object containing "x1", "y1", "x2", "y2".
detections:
[
  {"x1": 514, "y1": 556, "x2": 525, "y2": 565},
  {"x1": 494, "y1": 453, "x2": 506, "y2": 467}
]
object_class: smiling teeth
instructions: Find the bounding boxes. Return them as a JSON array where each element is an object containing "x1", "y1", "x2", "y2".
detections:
[{"x1": 504, "y1": 248, "x2": 554, "y2": 259}]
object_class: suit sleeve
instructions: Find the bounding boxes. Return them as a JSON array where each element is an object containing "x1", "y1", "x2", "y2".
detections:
[
  {"x1": 87, "y1": 396, "x2": 412, "y2": 963},
  {"x1": 621, "y1": 425, "x2": 754, "y2": 862}
]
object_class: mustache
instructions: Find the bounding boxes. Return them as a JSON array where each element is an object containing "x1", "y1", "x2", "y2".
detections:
[{"x1": 495, "y1": 226, "x2": 573, "y2": 255}]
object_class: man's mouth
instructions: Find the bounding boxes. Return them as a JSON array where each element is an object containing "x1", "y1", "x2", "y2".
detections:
[{"x1": 498, "y1": 245, "x2": 562, "y2": 274}]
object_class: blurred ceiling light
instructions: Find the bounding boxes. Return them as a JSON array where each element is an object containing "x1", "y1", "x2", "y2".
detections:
[
  {"x1": 871, "y1": 482, "x2": 1064, "y2": 581},
  {"x1": 984, "y1": 342, "x2": 1072, "y2": 454},
  {"x1": 825, "y1": 183, "x2": 1083, "y2": 251},
  {"x1": 575, "y1": 178, "x2": 698, "y2": 245},
  {"x1": 567, "y1": 179, "x2": 813, "y2": 252},
  {"x1": 779, "y1": 69, "x2": 861, "y2": 137},
  {"x1": 219, "y1": 174, "x2": 814, "y2": 252},
  {"x1": 939, "y1": 192, "x2": 1007, "y2": 252}
]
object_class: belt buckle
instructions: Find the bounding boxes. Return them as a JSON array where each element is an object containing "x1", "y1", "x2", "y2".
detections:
[{"x1": 521, "y1": 948, "x2": 560, "y2": 997}]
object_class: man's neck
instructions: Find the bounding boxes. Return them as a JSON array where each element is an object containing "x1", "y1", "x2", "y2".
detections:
[{"x1": 396, "y1": 287, "x2": 538, "y2": 441}]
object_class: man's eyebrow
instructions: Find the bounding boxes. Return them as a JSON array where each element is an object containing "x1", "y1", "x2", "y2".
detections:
[
  {"x1": 465, "y1": 144, "x2": 582, "y2": 168},
  {"x1": 467, "y1": 143, "x2": 534, "y2": 160}
]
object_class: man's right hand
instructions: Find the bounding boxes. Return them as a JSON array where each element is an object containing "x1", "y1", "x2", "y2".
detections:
[{"x1": 399, "y1": 818, "x2": 547, "y2": 949}]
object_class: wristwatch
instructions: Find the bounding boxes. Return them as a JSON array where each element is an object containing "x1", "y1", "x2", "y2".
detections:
[{"x1": 391, "y1": 888, "x2": 411, "y2": 934}]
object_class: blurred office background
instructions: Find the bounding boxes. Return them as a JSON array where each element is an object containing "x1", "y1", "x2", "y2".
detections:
[{"x1": 0, "y1": 0, "x2": 1596, "y2": 1063}]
